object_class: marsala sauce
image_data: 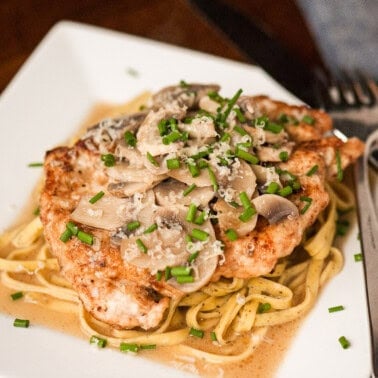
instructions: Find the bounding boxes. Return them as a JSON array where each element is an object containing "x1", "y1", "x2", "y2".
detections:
[{"x1": 0, "y1": 101, "x2": 303, "y2": 378}]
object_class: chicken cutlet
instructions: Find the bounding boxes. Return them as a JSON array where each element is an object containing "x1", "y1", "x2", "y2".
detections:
[{"x1": 39, "y1": 83, "x2": 364, "y2": 330}]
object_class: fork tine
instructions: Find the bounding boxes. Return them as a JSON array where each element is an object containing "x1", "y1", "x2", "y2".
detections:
[
  {"x1": 338, "y1": 70, "x2": 360, "y2": 108},
  {"x1": 354, "y1": 70, "x2": 377, "y2": 106}
]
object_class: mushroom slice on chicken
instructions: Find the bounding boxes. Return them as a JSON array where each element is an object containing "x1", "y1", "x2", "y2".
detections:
[
  {"x1": 256, "y1": 142, "x2": 294, "y2": 162},
  {"x1": 154, "y1": 179, "x2": 214, "y2": 207},
  {"x1": 136, "y1": 104, "x2": 186, "y2": 157},
  {"x1": 121, "y1": 205, "x2": 220, "y2": 293},
  {"x1": 252, "y1": 194, "x2": 299, "y2": 224},
  {"x1": 152, "y1": 83, "x2": 220, "y2": 109},
  {"x1": 214, "y1": 199, "x2": 258, "y2": 237},
  {"x1": 216, "y1": 159, "x2": 257, "y2": 204},
  {"x1": 71, "y1": 190, "x2": 155, "y2": 230}
]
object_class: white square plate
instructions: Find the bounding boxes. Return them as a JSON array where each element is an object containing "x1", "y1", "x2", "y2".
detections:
[{"x1": 0, "y1": 21, "x2": 372, "y2": 377}]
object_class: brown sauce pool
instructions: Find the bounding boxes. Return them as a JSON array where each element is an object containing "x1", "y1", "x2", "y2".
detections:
[{"x1": 0, "y1": 101, "x2": 303, "y2": 378}]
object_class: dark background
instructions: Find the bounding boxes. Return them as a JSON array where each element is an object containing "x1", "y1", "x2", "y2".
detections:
[{"x1": 0, "y1": 0, "x2": 325, "y2": 93}]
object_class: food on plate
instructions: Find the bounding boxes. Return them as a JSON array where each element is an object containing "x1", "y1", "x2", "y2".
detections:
[{"x1": 0, "y1": 83, "x2": 364, "y2": 367}]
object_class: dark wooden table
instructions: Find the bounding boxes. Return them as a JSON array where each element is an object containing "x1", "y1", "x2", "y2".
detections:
[{"x1": 0, "y1": 0, "x2": 324, "y2": 94}]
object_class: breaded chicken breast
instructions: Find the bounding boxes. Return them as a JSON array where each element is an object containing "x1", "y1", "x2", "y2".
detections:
[{"x1": 39, "y1": 83, "x2": 364, "y2": 330}]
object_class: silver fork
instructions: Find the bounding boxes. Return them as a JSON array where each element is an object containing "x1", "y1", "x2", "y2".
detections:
[{"x1": 315, "y1": 70, "x2": 378, "y2": 377}]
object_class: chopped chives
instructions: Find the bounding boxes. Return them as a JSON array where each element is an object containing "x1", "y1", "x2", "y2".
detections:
[
  {"x1": 183, "y1": 184, "x2": 197, "y2": 196},
  {"x1": 162, "y1": 131, "x2": 182, "y2": 145},
  {"x1": 279, "y1": 151, "x2": 289, "y2": 162},
  {"x1": 257, "y1": 303, "x2": 271, "y2": 313},
  {"x1": 60, "y1": 228, "x2": 72, "y2": 243},
  {"x1": 77, "y1": 230, "x2": 93, "y2": 245},
  {"x1": 171, "y1": 266, "x2": 192, "y2": 276},
  {"x1": 228, "y1": 201, "x2": 241, "y2": 208},
  {"x1": 166, "y1": 158, "x2": 180, "y2": 170},
  {"x1": 328, "y1": 305, "x2": 345, "y2": 313},
  {"x1": 183, "y1": 116, "x2": 194, "y2": 124},
  {"x1": 210, "y1": 331, "x2": 218, "y2": 341},
  {"x1": 157, "y1": 119, "x2": 168, "y2": 136},
  {"x1": 186, "y1": 203, "x2": 198, "y2": 223},
  {"x1": 354, "y1": 253, "x2": 362, "y2": 262},
  {"x1": 120, "y1": 343, "x2": 139, "y2": 353},
  {"x1": 234, "y1": 108, "x2": 246, "y2": 122},
  {"x1": 139, "y1": 344, "x2": 157, "y2": 350},
  {"x1": 188, "y1": 251, "x2": 199, "y2": 263},
  {"x1": 338, "y1": 336, "x2": 350, "y2": 349},
  {"x1": 233, "y1": 125, "x2": 247, "y2": 136},
  {"x1": 144, "y1": 223, "x2": 158, "y2": 234},
  {"x1": 264, "y1": 122, "x2": 283, "y2": 134},
  {"x1": 90, "y1": 335, "x2": 107, "y2": 348},
  {"x1": 235, "y1": 148, "x2": 259, "y2": 164},
  {"x1": 188, "y1": 162, "x2": 200, "y2": 177},
  {"x1": 300, "y1": 196, "x2": 313, "y2": 214},
  {"x1": 89, "y1": 191, "x2": 105, "y2": 204},
  {"x1": 278, "y1": 185, "x2": 293, "y2": 197},
  {"x1": 176, "y1": 275, "x2": 195, "y2": 284},
  {"x1": 185, "y1": 234, "x2": 192, "y2": 243},
  {"x1": 13, "y1": 318, "x2": 29, "y2": 328},
  {"x1": 28, "y1": 162, "x2": 43, "y2": 167},
  {"x1": 165, "y1": 266, "x2": 171, "y2": 281},
  {"x1": 191, "y1": 228, "x2": 209, "y2": 241},
  {"x1": 302, "y1": 114, "x2": 315, "y2": 125},
  {"x1": 147, "y1": 152, "x2": 159, "y2": 167},
  {"x1": 277, "y1": 113, "x2": 289, "y2": 123},
  {"x1": 336, "y1": 149, "x2": 343, "y2": 181},
  {"x1": 266, "y1": 181, "x2": 279, "y2": 194},
  {"x1": 189, "y1": 327, "x2": 204, "y2": 338},
  {"x1": 225, "y1": 228, "x2": 238, "y2": 241},
  {"x1": 239, "y1": 206, "x2": 256, "y2": 222},
  {"x1": 220, "y1": 132, "x2": 231, "y2": 142},
  {"x1": 101, "y1": 153, "x2": 116, "y2": 167},
  {"x1": 10, "y1": 291, "x2": 23, "y2": 301},
  {"x1": 136, "y1": 238, "x2": 148, "y2": 253},
  {"x1": 66, "y1": 221, "x2": 79, "y2": 236},
  {"x1": 197, "y1": 159, "x2": 209, "y2": 169},
  {"x1": 292, "y1": 180, "x2": 301, "y2": 191},
  {"x1": 124, "y1": 131, "x2": 137, "y2": 147},
  {"x1": 336, "y1": 219, "x2": 350, "y2": 236},
  {"x1": 156, "y1": 271, "x2": 162, "y2": 281},
  {"x1": 127, "y1": 221, "x2": 141, "y2": 231},
  {"x1": 239, "y1": 191, "x2": 251, "y2": 209},
  {"x1": 221, "y1": 89, "x2": 243, "y2": 123},
  {"x1": 207, "y1": 167, "x2": 218, "y2": 191},
  {"x1": 306, "y1": 165, "x2": 319, "y2": 176},
  {"x1": 194, "y1": 211, "x2": 207, "y2": 225},
  {"x1": 179, "y1": 79, "x2": 189, "y2": 88},
  {"x1": 33, "y1": 207, "x2": 40, "y2": 216}
]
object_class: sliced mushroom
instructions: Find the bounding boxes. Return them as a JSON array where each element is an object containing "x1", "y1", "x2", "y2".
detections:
[
  {"x1": 136, "y1": 105, "x2": 186, "y2": 157},
  {"x1": 107, "y1": 179, "x2": 165, "y2": 197},
  {"x1": 264, "y1": 129, "x2": 288, "y2": 144},
  {"x1": 154, "y1": 179, "x2": 214, "y2": 207},
  {"x1": 121, "y1": 206, "x2": 188, "y2": 272},
  {"x1": 70, "y1": 191, "x2": 155, "y2": 230},
  {"x1": 167, "y1": 166, "x2": 213, "y2": 187},
  {"x1": 256, "y1": 142, "x2": 294, "y2": 162},
  {"x1": 252, "y1": 194, "x2": 299, "y2": 224},
  {"x1": 199, "y1": 95, "x2": 220, "y2": 114},
  {"x1": 121, "y1": 205, "x2": 219, "y2": 293},
  {"x1": 214, "y1": 199, "x2": 258, "y2": 237},
  {"x1": 152, "y1": 83, "x2": 220, "y2": 109},
  {"x1": 180, "y1": 116, "x2": 217, "y2": 145},
  {"x1": 251, "y1": 165, "x2": 281, "y2": 186},
  {"x1": 217, "y1": 160, "x2": 256, "y2": 204}
]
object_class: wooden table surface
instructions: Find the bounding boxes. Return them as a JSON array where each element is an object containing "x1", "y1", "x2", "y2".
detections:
[{"x1": 0, "y1": 0, "x2": 325, "y2": 94}]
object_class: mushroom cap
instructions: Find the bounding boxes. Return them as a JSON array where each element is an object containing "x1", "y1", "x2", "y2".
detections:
[{"x1": 252, "y1": 194, "x2": 299, "y2": 224}]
